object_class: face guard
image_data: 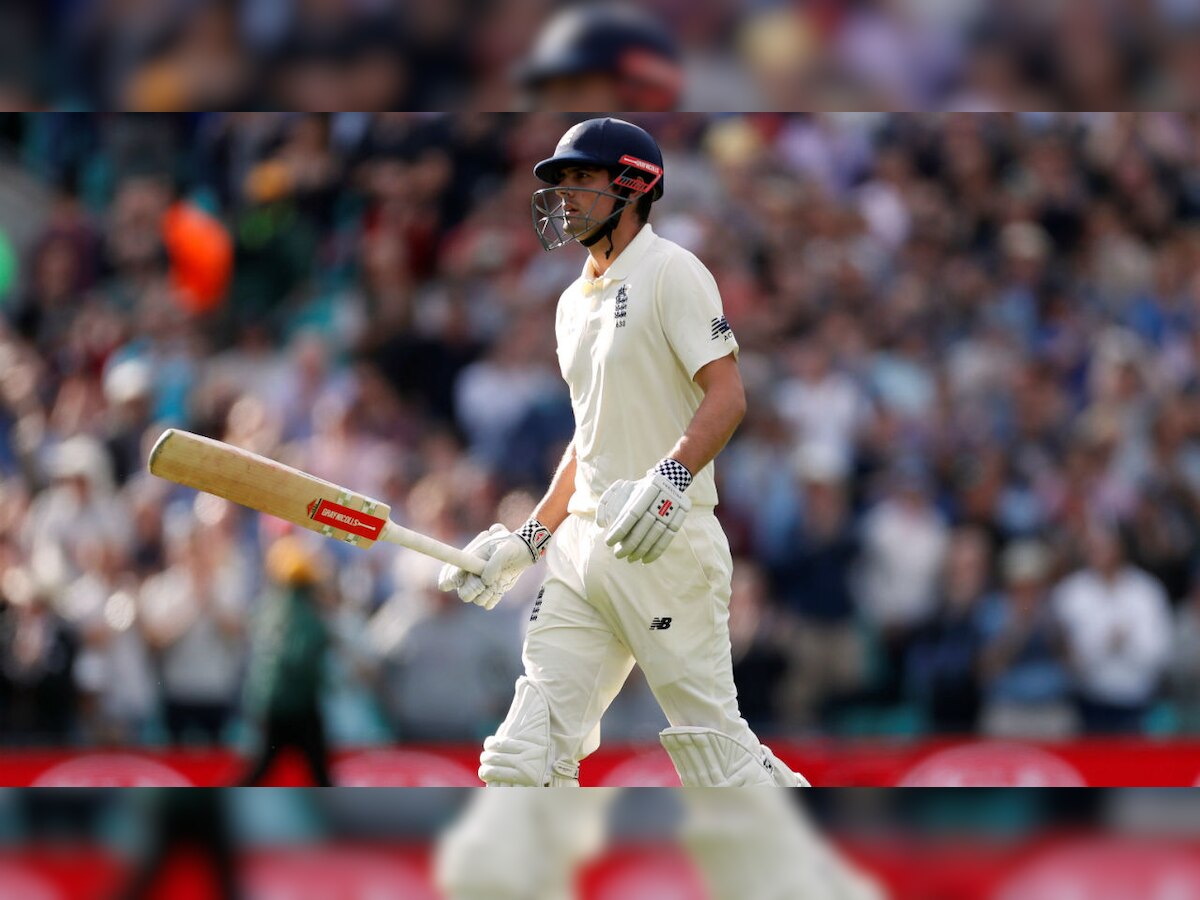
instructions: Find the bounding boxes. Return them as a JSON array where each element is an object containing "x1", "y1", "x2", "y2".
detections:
[{"x1": 531, "y1": 155, "x2": 662, "y2": 252}]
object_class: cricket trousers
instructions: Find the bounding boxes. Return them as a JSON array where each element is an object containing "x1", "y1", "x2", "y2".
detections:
[{"x1": 509, "y1": 508, "x2": 763, "y2": 776}]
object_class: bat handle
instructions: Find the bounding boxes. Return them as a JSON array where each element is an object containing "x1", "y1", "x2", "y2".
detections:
[{"x1": 380, "y1": 521, "x2": 488, "y2": 577}]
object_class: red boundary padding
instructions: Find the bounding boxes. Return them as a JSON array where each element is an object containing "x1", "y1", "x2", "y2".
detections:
[{"x1": 2, "y1": 739, "x2": 1200, "y2": 787}]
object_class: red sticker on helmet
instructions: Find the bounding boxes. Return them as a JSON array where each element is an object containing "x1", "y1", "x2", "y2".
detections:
[
  {"x1": 619, "y1": 154, "x2": 662, "y2": 176},
  {"x1": 615, "y1": 155, "x2": 662, "y2": 194}
]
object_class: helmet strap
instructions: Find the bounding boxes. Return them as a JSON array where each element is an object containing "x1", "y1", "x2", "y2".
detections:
[
  {"x1": 579, "y1": 171, "x2": 634, "y2": 258},
  {"x1": 578, "y1": 200, "x2": 627, "y2": 258}
]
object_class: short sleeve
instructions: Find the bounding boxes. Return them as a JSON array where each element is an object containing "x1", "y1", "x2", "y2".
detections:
[{"x1": 657, "y1": 250, "x2": 739, "y2": 380}]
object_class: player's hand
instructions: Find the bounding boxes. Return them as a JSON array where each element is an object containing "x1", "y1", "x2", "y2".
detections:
[
  {"x1": 438, "y1": 524, "x2": 509, "y2": 610},
  {"x1": 438, "y1": 519, "x2": 551, "y2": 610},
  {"x1": 599, "y1": 460, "x2": 692, "y2": 564}
]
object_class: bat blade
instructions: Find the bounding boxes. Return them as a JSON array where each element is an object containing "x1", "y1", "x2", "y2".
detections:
[{"x1": 148, "y1": 428, "x2": 389, "y2": 547}]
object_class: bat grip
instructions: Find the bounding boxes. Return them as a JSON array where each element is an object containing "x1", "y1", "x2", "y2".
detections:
[{"x1": 380, "y1": 521, "x2": 487, "y2": 576}]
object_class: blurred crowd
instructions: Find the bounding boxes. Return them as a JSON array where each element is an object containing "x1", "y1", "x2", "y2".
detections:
[
  {"x1": 2, "y1": 111, "x2": 1200, "y2": 756},
  {"x1": 1, "y1": 0, "x2": 1199, "y2": 111}
]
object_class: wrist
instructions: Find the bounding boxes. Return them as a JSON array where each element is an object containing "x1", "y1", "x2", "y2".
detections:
[
  {"x1": 654, "y1": 457, "x2": 693, "y2": 493},
  {"x1": 515, "y1": 517, "x2": 553, "y2": 562}
]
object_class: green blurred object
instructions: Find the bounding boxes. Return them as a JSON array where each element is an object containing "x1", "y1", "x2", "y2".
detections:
[{"x1": 0, "y1": 231, "x2": 17, "y2": 302}]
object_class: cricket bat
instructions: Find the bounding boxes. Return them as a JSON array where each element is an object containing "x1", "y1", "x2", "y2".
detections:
[{"x1": 148, "y1": 429, "x2": 486, "y2": 576}]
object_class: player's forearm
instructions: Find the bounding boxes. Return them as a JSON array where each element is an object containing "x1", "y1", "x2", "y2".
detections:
[
  {"x1": 668, "y1": 374, "x2": 746, "y2": 477},
  {"x1": 532, "y1": 440, "x2": 577, "y2": 531}
]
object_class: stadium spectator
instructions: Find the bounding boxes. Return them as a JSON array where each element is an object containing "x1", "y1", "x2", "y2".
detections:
[
  {"x1": 770, "y1": 443, "x2": 866, "y2": 730},
  {"x1": 0, "y1": 567, "x2": 76, "y2": 744},
  {"x1": 727, "y1": 559, "x2": 789, "y2": 735},
  {"x1": 977, "y1": 540, "x2": 1076, "y2": 739},
  {"x1": 854, "y1": 458, "x2": 949, "y2": 705},
  {"x1": 65, "y1": 534, "x2": 155, "y2": 745},
  {"x1": 1054, "y1": 524, "x2": 1173, "y2": 734},
  {"x1": 1169, "y1": 570, "x2": 1200, "y2": 734},
  {"x1": 905, "y1": 526, "x2": 991, "y2": 733},
  {"x1": 774, "y1": 336, "x2": 871, "y2": 466},
  {"x1": 22, "y1": 436, "x2": 127, "y2": 591},
  {"x1": 379, "y1": 557, "x2": 522, "y2": 742},
  {"x1": 139, "y1": 508, "x2": 250, "y2": 745}
]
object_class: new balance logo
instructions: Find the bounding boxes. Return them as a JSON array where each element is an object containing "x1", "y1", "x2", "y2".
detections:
[
  {"x1": 710, "y1": 315, "x2": 732, "y2": 340},
  {"x1": 614, "y1": 284, "x2": 628, "y2": 327},
  {"x1": 649, "y1": 617, "x2": 673, "y2": 630},
  {"x1": 530, "y1": 587, "x2": 545, "y2": 622}
]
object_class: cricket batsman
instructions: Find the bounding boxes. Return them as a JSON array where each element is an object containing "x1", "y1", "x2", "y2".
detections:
[{"x1": 439, "y1": 117, "x2": 808, "y2": 787}]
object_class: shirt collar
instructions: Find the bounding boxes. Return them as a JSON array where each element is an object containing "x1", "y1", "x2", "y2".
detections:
[{"x1": 580, "y1": 223, "x2": 656, "y2": 287}]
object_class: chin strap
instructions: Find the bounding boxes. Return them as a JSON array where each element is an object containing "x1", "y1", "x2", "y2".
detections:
[
  {"x1": 580, "y1": 176, "x2": 636, "y2": 259},
  {"x1": 579, "y1": 215, "x2": 619, "y2": 258}
]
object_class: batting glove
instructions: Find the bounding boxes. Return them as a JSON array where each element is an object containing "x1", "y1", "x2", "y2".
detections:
[
  {"x1": 438, "y1": 518, "x2": 552, "y2": 610},
  {"x1": 598, "y1": 459, "x2": 692, "y2": 564}
]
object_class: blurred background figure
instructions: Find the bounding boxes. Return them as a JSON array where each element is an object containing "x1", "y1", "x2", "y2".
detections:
[
  {"x1": 853, "y1": 459, "x2": 949, "y2": 709},
  {"x1": 1054, "y1": 523, "x2": 1173, "y2": 734},
  {"x1": 514, "y1": 3, "x2": 684, "y2": 112},
  {"x1": 239, "y1": 534, "x2": 334, "y2": 786},
  {"x1": 139, "y1": 506, "x2": 249, "y2": 747},
  {"x1": 726, "y1": 558, "x2": 790, "y2": 734},
  {"x1": 0, "y1": 567, "x2": 76, "y2": 745},
  {"x1": 65, "y1": 533, "x2": 156, "y2": 746},
  {"x1": 904, "y1": 526, "x2": 991, "y2": 734},
  {"x1": 377, "y1": 562, "x2": 522, "y2": 744},
  {"x1": 1170, "y1": 569, "x2": 1200, "y2": 734},
  {"x1": 977, "y1": 540, "x2": 1076, "y2": 739},
  {"x1": 770, "y1": 444, "x2": 867, "y2": 732}
]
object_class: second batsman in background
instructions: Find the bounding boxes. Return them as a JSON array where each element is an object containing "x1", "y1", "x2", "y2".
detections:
[{"x1": 438, "y1": 117, "x2": 807, "y2": 787}]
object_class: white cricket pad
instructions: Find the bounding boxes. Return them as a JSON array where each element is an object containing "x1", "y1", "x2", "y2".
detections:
[
  {"x1": 479, "y1": 677, "x2": 580, "y2": 786},
  {"x1": 661, "y1": 726, "x2": 809, "y2": 787}
]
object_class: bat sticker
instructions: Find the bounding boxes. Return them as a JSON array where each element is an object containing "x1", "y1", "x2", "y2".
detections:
[{"x1": 307, "y1": 499, "x2": 386, "y2": 541}]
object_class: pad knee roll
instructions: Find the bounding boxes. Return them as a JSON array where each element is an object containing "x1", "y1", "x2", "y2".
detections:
[
  {"x1": 660, "y1": 726, "x2": 809, "y2": 787},
  {"x1": 480, "y1": 676, "x2": 580, "y2": 787}
]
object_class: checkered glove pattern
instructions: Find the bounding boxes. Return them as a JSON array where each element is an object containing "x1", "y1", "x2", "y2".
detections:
[
  {"x1": 654, "y1": 457, "x2": 693, "y2": 493},
  {"x1": 437, "y1": 517, "x2": 550, "y2": 610}
]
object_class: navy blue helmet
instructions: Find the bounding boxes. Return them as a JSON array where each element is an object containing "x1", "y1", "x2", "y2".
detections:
[
  {"x1": 531, "y1": 117, "x2": 664, "y2": 252},
  {"x1": 517, "y1": 4, "x2": 683, "y2": 112}
]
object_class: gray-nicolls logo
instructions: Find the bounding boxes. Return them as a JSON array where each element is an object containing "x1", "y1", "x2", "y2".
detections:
[
  {"x1": 614, "y1": 284, "x2": 628, "y2": 327},
  {"x1": 649, "y1": 616, "x2": 672, "y2": 630}
]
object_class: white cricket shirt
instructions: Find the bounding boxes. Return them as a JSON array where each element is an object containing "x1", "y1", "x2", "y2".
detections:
[
  {"x1": 555, "y1": 224, "x2": 739, "y2": 515},
  {"x1": 1053, "y1": 566, "x2": 1173, "y2": 705}
]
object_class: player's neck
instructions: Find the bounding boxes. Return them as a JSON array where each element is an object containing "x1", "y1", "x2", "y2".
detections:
[{"x1": 586, "y1": 219, "x2": 645, "y2": 277}]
